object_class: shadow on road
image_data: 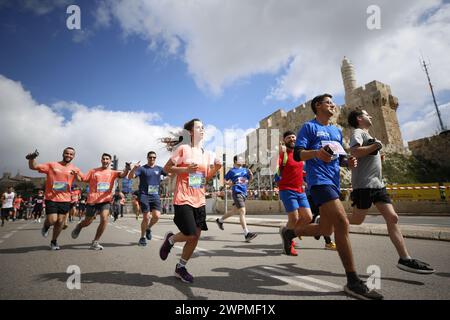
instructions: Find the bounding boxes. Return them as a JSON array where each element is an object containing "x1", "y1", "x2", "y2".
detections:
[{"x1": 0, "y1": 242, "x2": 137, "y2": 254}]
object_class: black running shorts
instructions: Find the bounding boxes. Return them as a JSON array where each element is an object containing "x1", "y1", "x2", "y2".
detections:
[
  {"x1": 85, "y1": 202, "x2": 111, "y2": 217},
  {"x1": 173, "y1": 204, "x2": 208, "y2": 236},
  {"x1": 45, "y1": 200, "x2": 71, "y2": 215},
  {"x1": 350, "y1": 187, "x2": 392, "y2": 210}
]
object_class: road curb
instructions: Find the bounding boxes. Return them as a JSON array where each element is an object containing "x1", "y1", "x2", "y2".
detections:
[{"x1": 157, "y1": 215, "x2": 450, "y2": 242}]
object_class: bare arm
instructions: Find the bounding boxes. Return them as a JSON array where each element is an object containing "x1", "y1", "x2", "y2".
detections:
[
  {"x1": 350, "y1": 144, "x2": 380, "y2": 158},
  {"x1": 163, "y1": 159, "x2": 198, "y2": 175},
  {"x1": 127, "y1": 161, "x2": 141, "y2": 179},
  {"x1": 206, "y1": 163, "x2": 222, "y2": 182}
]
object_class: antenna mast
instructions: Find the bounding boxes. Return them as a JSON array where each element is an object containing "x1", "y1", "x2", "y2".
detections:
[{"x1": 421, "y1": 57, "x2": 446, "y2": 132}]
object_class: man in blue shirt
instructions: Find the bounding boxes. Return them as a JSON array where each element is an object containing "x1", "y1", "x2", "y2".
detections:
[
  {"x1": 281, "y1": 93, "x2": 383, "y2": 300},
  {"x1": 128, "y1": 151, "x2": 167, "y2": 247},
  {"x1": 216, "y1": 156, "x2": 257, "y2": 242}
]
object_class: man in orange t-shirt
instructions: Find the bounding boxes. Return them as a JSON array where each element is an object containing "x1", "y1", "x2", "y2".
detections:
[
  {"x1": 27, "y1": 147, "x2": 80, "y2": 250},
  {"x1": 71, "y1": 153, "x2": 130, "y2": 250}
]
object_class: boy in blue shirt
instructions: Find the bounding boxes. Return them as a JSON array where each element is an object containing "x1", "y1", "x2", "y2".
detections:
[{"x1": 216, "y1": 156, "x2": 257, "y2": 242}]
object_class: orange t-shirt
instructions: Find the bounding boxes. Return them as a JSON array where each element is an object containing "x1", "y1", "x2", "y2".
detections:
[
  {"x1": 171, "y1": 145, "x2": 217, "y2": 208},
  {"x1": 13, "y1": 198, "x2": 23, "y2": 209},
  {"x1": 37, "y1": 162, "x2": 79, "y2": 202},
  {"x1": 71, "y1": 189, "x2": 81, "y2": 203},
  {"x1": 84, "y1": 168, "x2": 120, "y2": 204}
]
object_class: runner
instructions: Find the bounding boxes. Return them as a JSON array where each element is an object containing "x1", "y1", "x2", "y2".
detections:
[
  {"x1": 71, "y1": 153, "x2": 130, "y2": 250},
  {"x1": 215, "y1": 155, "x2": 257, "y2": 242},
  {"x1": 111, "y1": 189, "x2": 124, "y2": 222},
  {"x1": 13, "y1": 194, "x2": 24, "y2": 221},
  {"x1": 1, "y1": 186, "x2": 15, "y2": 227},
  {"x1": 159, "y1": 118, "x2": 222, "y2": 283},
  {"x1": 128, "y1": 151, "x2": 168, "y2": 247},
  {"x1": 32, "y1": 190, "x2": 45, "y2": 223},
  {"x1": 281, "y1": 94, "x2": 383, "y2": 299},
  {"x1": 131, "y1": 190, "x2": 141, "y2": 220},
  {"x1": 275, "y1": 131, "x2": 313, "y2": 256},
  {"x1": 26, "y1": 147, "x2": 80, "y2": 250},
  {"x1": 78, "y1": 192, "x2": 87, "y2": 221},
  {"x1": 347, "y1": 109, "x2": 434, "y2": 274}
]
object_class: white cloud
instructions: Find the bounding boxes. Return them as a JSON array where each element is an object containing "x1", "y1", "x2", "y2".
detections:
[
  {"x1": 402, "y1": 102, "x2": 450, "y2": 142},
  {"x1": 0, "y1": 75, "x2": 253, "y2": 176},
  {"x1": 94, "y1": 0, "x2": 450, "y2": 141}
]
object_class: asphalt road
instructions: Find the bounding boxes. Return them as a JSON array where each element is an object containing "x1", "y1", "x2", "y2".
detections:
[{"x1": 0, "y1": 217, "x2": 449, "y2": 300}]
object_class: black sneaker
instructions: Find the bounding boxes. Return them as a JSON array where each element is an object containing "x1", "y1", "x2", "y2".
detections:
[
  {"x1": 50, "y1": 240, "x2": 60, "y2": 251},
  {"x1": 281, "y1": 227, "x2": 295, "y2": 255},
  {"x1": 245, "y1": 232, "x2": 257, "y2": 242},
  {"x1": 216, "y1": 218, "x2": 224, "y2": 230},
  {"x1": 138, "y1": 237, "x2": 147, "y2": 247},
  {"x1": 344, "y1": 280, "x2": 383, "y2": 300},
  {"x1": 397, "y1": 258, "x2": 435, "y2": 274},
  {"x1": 159, "y1": 232, "x2": 174, "y2": 260},
  {"x1": 41, "y1": 225, "x2": 50, "y2": 238},
  {"x1": 175, "y1": 265, "x2": 194, "y2": 283},
  {"x1": 145, "y1": 228, "x2": 152, "y2": 240}
]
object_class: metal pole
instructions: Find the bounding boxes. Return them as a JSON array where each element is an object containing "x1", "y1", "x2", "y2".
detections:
[{"x1": 421, "y1": 58, "x2": 446, "y2": 132}]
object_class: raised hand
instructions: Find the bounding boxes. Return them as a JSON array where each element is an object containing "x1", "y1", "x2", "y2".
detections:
[{"x1": 25, "y1": 149, "x2": 39, "y2": 160}]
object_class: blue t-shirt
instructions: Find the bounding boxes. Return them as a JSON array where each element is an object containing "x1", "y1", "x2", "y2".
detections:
[
  {"x1": 225, "y1": 167, "x2": 250, "y2": 195},
  {"x1": 295, "y1": 119, "x2": 343, "y2": 189},
  {"x1": 135, "y1": 165, "x2": 167, "y2": 199}
]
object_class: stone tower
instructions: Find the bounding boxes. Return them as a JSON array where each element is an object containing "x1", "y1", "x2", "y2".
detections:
[
  {"x1": 341, "y1": 56, "x2": 357, "y2": 106},
  {"x1": 338, "y1": 57, "x2": 405, "y2": 153}
]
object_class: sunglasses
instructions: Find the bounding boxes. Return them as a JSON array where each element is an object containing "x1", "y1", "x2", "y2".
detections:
[{"x1": 148, "y1": 156, "x2": 156, "y2": 159}]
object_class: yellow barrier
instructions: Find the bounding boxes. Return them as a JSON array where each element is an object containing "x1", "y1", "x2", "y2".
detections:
[
  {"x1": 445, "y1": 183, "x2": 450, "y2": 201},
  {"x1": 386, "y1": 183, "x2": 444, "y2": 201}
]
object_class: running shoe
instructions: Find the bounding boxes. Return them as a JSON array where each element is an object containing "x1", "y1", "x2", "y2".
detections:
[
  {"x1": 145, "y1": 228, "x2": 152, "y2": 241},
  {"x1": 71, "y1": 224, "x2": 82, "y2": 239},
  {"x1": 159, "y1": 232, "x2": 174, "y2": 260},
  {"x1": 41, "y1": 224, "x2": 50, "y2": 238},
  {"x1": 281, "y1": 227, "x2": 295, "y2": 255},
  {"x1": 90, "y1": 241, "x2": 104, "y2": 250},
  {"x1": 50, "y1": 240, "x2": 60, "y2": 251},
  {"x1": 325, "y1": 242, "x2": 337, "y2": 250},
  {"x1": 216, "y1": 218, "x2": 224, "y2": 230},
  {"x1": 397, "y1": 258, "x2": 435, "y2": 274},
  {"x1": 344, "y1": 279, "x2": 383, "y2": 300},
  {"x1": 245, "y1": 232, "x2": 257, "y2": 242},
  {"x1": 290, "y1": 241, "x2": 298, "y2": 256},
  {"x1": 175, "y1": 265, "x2": 194, "y2": 283},
  {"x1": 138, "y1": 237, "x2": 147, "y2": 247}
]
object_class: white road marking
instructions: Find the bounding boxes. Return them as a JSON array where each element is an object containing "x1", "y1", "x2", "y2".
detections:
[
  {"x1": 250, "y1": 269, "x2": 330, "y2": 292},
  {"x1": 262, "y1": 266, "x2": 341, "y2": 289}
]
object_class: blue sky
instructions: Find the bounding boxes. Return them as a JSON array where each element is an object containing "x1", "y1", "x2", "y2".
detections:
[
  {"x1": 1, "y1": 0, "x2": 449, "y2": 175},
  {"x1": 0, "y1": 0, "x2": 308, "y2": 129}
]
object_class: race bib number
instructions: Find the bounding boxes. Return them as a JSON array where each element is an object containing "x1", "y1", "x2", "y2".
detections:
[
  {"x1": 188, "y1": 173, "x2": 205, "y2": 189},
  {"x1": 147, "y1": 185, "x2": 159, "y2": 195},
  {"x1": 321, "y1": 141, "x2": 347, "y2": 159},
  {"x1": 97, "y1": 182, "x2": 110, "y2": 193},
  {"x1": 52, "y1": 182, "x2": 68, "y2": 192},
  {"x1": 237, "y1": 177, "x2": 248, "y2": 185}
]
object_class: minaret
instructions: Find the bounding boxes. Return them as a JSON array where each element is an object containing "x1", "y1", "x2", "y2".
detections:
[{"x1": 341, "y1": 56, "x2": 357, "y2": 106}]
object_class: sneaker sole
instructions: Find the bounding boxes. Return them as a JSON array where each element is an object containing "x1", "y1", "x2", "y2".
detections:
[
  {"x1": 396, "y1": 263, "x2": 435, "y2": 274},
  {"x1": 343, "y1": 285, "x2": 384, "y2": 300},
  {"x1": 159, "y1": 232, "x2": 173, "y2": 260},
  {"x1": 90, "y1": 247, "x2": 103, "y2": 250},
  {"x1": 245, "y1": 234, "x2": 257, "y2": 242},
  {"x1": 174, "y1": 272, "x2": 193, "y2": 283}
]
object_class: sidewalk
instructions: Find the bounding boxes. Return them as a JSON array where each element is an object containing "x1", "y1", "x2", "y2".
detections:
[{"x1": 157, "y1": 214, "x2": 450, "y2": 242}]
